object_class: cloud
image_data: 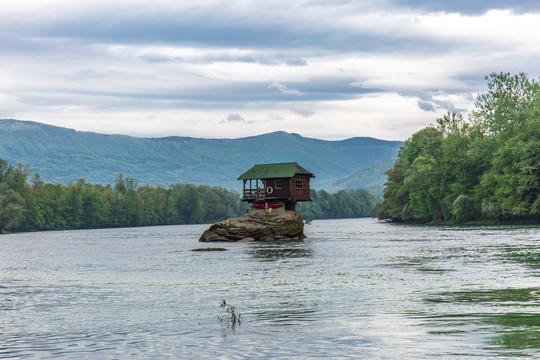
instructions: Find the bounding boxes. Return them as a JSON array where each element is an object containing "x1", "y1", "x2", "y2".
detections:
[
  {"x1": 285, "y1": 58, "x2": 308, "y2": 66},
  {"x1": 0, "y1": 0, "x2": 540, "y2": 141},
  {"x1": 392, "y1": 0, "x2": 540, "y2": 14},
  {"x1": 417, "y1": 100, "x2": 436, "y2": 112},
  {"x1": 290, "y1": 107, "x2": 315, "y2": 117},
  {"x1": 268, "y1": 82, "x2": 304, "y2": 96},
  {"x1": 223, "y1": 113, "x2": 246, "y2": 123}
]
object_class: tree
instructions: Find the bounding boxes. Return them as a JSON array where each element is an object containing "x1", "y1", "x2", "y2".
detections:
[
  {"x1": 176, "y1": 184, "x2": 204, "y2": 224},
  {"x1": 452, "y1": 195, "x2": 473, "y2": 223},
  {"x1": 137, "y1": 185, "x2": 164, "y2": 226},
  {"x1": 39, "y1": 183, "x2": 69, "y2": 230},
  {"x1": 63, "y1": 179, "x2": 85, "y2": 227},
  {"x1": 472, "y1": 72, "x2": 539, "y2": 134},
  {"x1": 0, "y1": 158, "x2": 13, "y2": 183},
  {"x1": 114, "y1": 173, "x2": 127, "y2": 193},
  {"x1": 81, "y1": 186, "x2": 110, "y2": 228},
  {"x1": 298, "y1": 188, "x2": 379, "y2": 219},
  {"x1": 8, "y1": 162, "x2": 30, "y2": 193},
  {"x1": 0, "y1": 158, "x2": 246, "y2": 231},
  {"x1": 123, "y1": 188, "x2": 143, "y2": 227},
  {"x1": 378, "y1": 72, "x2": 540, "y2": 223},
  {"x1": 473, "y1": 73, "x2": 540, "y2": 219},
  {"x1": 0, "y1": 188, "x2": 25, "y2": 232}
]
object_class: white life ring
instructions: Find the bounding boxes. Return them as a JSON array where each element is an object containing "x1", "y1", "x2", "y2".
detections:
[{"x1": 266, "y1": 186, "x2": 273, "y2": 194}]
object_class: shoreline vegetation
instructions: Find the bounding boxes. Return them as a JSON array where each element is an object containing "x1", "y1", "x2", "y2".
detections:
[
  {"x1": 376, "y1": 72, "x2": 540, "y2": 224},
  {"x1": 0, "y1": 161, "x2": 379, "y2": 234}
]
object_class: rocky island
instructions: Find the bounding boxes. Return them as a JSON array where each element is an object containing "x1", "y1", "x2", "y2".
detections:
[
  {"x1": 199, "y1": 162, "x2": 314, "y2": 242},
  {"x1": 199, "y1": 209, "x2": 305, "y2": 242}
]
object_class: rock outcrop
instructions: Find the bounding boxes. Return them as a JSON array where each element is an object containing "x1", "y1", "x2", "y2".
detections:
[{"x1": 199, "y1": 210, "x2": 305, "y2": 242}]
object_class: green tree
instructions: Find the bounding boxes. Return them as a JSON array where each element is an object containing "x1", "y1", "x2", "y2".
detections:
[
  {"x1": 176, "y1": 184, "x2": 204, "y2": 224},
  {"x1": 39, "y1": 183, "x2": 69, "y2": 230},
  {"x1": 378, "y1": 72, "x2": 540, "y2": 223},
  {"x1": 8, "y1": 162, "x2": 31, "y2": 193},
  {"x1": 106, "y1": 188, "x2": 128, "y2": 227},
  {"x1": 137, "y1": 185, "x2": 165, "y2": 226},
  {"x1": 474, "y1": 72, "x2": 540, "y2": 219},
  {"x1": 81, "y1": 185, "x2": 110, "y2": 228},
  {"x1": 452, "y1": 195, "x2": 473, "y2": 223},
  {"x1": 0, "y1": 188, "x2": 25, "y2": 232},
  {"x1": 63, "y1": 179, "x2": 85, "y2": 227},
  {"x1": 0, "y1": 158, "x2": 13, "y2": 183},
  {"x1": 472, "y1": 72, "x2": 539, "y2": 134},
  {"x1": 114, "y1": 173, "x2": 127, "y2": 193},
  {"x1": 0, "y1": 158, "x2": 247, "y2": 231},
  {"x1": 298, "y1": 188, "x2": 378, "y2": 219},
  {"x1": 123, "y1": 189, "x2": 143, "y2": 227}
]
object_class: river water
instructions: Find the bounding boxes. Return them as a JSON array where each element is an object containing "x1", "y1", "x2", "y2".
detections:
[{"x1": 1, "y1": 218, "x2": 539, "y2": 359}]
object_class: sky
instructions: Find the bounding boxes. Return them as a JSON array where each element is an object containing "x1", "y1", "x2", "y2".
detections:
[{"x1": 1, "y1": 0, "x2": 540, "y2": 141}]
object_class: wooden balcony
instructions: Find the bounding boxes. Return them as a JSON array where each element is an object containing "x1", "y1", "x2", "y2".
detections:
[{"x1": 242, "y1": 188, "x2": 265, "y2": 202}]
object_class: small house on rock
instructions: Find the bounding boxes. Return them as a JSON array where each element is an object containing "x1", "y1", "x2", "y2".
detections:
[{"x1": 238, "y1": 162, "x2": 315, "y2": 212}]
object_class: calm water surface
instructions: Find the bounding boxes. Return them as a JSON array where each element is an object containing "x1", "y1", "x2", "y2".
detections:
[{"x1": 1, "y1": 218, "x2": 539, "y2": 359}]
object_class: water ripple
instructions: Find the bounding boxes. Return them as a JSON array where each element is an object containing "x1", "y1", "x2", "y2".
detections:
[{"x1": 1, "y1": 220, "x2": 539, "y2": 358}]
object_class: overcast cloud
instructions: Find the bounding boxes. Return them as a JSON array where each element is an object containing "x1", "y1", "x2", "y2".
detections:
[{"x1": 1, "y1": 0, "x2": 539, "y2": 140}]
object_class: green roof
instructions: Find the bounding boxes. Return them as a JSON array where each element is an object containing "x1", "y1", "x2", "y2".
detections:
[{"x1": 237, "y1": 162, "x2": 315, "y2": 180}]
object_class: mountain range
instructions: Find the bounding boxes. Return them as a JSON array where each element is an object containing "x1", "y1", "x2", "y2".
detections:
[{"x1": 0, "y1": 119, "x2": 402, "y2": 194}]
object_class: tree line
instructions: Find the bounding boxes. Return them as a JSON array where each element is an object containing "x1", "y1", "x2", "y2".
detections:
[
  {"x1": 0, "y1": 165, "x2": 245, "y2": 233},
  {"x1": 0, "y1": 160, "x2": 380, "y2": 233},
  {"x1": 299, "y1": 188, "x2": 379, "y2": 220},
  {"x1": 376, "y1": 72, "x2": 540, "y2": 223}
]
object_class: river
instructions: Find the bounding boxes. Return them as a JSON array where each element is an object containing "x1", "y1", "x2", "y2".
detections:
[{"x1": 1, "y1": 218, "x2": 539, "y2": 359}]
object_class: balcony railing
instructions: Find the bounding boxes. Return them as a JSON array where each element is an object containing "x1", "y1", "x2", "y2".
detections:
[{"x1": 242, "y1": 188, "x2": 265, "y2": 202}]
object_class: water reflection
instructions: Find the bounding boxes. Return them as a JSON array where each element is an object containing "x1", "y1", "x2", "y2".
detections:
[
  {"x1": 495, "y1": 245, "x2": 540, "y2": 273},
  {"x1": 387, "y1": 254, "x2": 456, "y2": 273},
  {"x1": 424, "y1": 288, "x2": 540, "y2": 305},
  {"x1": 485, "y1": 313, "x2": 540, "y2": 351},
  {"x1": 418, "y1": 287, "x2": 540, "y2": 354},
  {"x1": 414, "y1": 312, "x2": 540, "y2": 353},
  {"x1": 246, "y1": 243, "x2": 314, "y2": 262},
  {"x1": 243, "y1": 242, "x2": 316, "y2": 326},
  {"x1": 250, "y1": 300, "x2": 317, "y2": 326}
]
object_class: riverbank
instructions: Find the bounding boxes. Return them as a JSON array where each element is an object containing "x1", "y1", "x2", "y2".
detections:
[{"x1": 382, "y1": 218, "x2": 540, "y2": 226}]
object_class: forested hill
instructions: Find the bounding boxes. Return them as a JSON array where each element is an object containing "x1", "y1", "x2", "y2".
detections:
[
  {"x1": 0, "y1": 119, "x2": 402, "y2": 191},
  {"x1": 376, "y1": 73, "x2": 540, "y2": 224}
]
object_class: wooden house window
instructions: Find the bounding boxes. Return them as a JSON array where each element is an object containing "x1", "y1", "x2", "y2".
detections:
[
  {"x1": 275, "y1": 179, "x2": 282, "y2": 189},
  {"x1": 295, "y1": 179, "x2": 303, "y2": 189}
]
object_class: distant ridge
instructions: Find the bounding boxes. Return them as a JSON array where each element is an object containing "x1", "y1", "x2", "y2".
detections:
[
  {"x1": 0, "y1": 119, "x2": 402, "y2": 191},
  {"x1": 323, "y1": 157, "x2": 397, "y2": 196}
]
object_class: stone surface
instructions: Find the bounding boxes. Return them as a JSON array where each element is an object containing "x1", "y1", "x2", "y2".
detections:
[{"x1": 199, "y1": 210, "x2": 305, "y2": 242}]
